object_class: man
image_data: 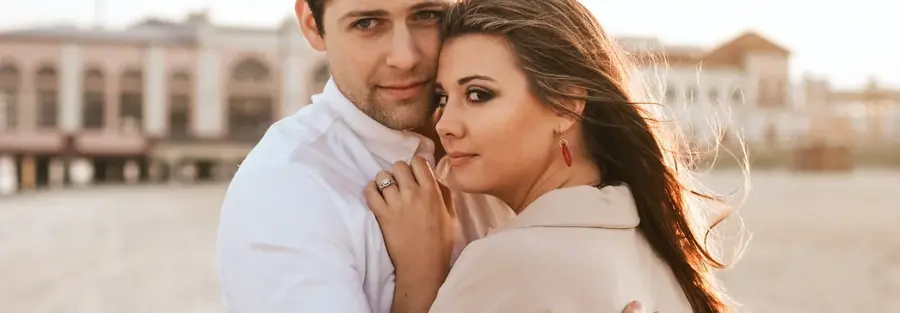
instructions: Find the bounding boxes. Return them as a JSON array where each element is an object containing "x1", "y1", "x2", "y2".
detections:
[{"x1": 216, "y1": 0, "x2": 647, "y2": 312}]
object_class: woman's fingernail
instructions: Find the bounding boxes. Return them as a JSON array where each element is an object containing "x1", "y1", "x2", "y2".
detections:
[{"x1": 627, "y1": 301, "x2": 644, "y2": 312}]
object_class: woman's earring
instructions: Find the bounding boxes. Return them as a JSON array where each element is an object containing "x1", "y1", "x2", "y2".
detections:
[{"x1": 559, "y1": 138, "x2": 572, "y2": 167}]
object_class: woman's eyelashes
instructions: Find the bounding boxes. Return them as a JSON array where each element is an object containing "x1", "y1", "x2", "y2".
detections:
[
  {"x1": 465, "y1": 86, "x2": 495, "y2": 103},
  {"x1": 435, "y1": 86, "x2": 496, "y2": 107}
]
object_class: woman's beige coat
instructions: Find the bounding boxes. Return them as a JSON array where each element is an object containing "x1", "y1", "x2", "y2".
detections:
[{"x1": 429, "y1": 185, "x2": 694, "y2": 313}]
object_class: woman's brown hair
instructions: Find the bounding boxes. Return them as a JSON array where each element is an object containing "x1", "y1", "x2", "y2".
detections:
[{"x1": 442, "y1": 0, "x2": 740, "y2": 312}]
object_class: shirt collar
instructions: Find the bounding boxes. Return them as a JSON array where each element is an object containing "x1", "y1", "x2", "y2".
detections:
[
  {"x1": 492, "y1": 184, "x2": 640, "y2": 234},
  {"x1": 318, "y1": 78, "x2": 433, "y2": 164}
]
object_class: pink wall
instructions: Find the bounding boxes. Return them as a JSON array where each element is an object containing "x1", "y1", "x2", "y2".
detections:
[{"x1": 0, "y1": 40, "x2": 62, "y2": 131}]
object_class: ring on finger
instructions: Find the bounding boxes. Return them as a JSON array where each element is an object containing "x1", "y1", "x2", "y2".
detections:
[{"x1": 377, "y1": 178, "x2": 397, "y2": 191}]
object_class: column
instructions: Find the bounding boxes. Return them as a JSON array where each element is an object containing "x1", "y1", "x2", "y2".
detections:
[
  {"x1": 48, "y1": 158, "x2": 66, "y2": 187},
  {"x1": 170, "y1": 159, "x2": 196, "y2": 183},
  {"x1": 105, "y1": 66, "x2": 121, "y2": 133},
  {"x1": 60, "y1": 44, "x2": 83, "y2": 132},
  {"x1": 147, "y1": 159, "x2": 166, "y2": 183},
  {"x1": 20, "y1": 155, "x2": 36, "y2": 190},
  {"x1": 193, "y1": 48, "x2": 222, "y2": 138},
  {"x1": 69, "y1": 157, "x2": 94, "y2": 187},
  {"x1": 0, "y1": 155, "x2": 16, "y2": 195},
  {"x1": 144, "y1": 46, "x2": 167, "y2": 136},
  {"x1": 123, "y1": 159, "x2": 140, "y2": 184}
]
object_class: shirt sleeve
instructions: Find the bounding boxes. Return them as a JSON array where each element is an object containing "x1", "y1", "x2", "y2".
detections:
[{"x1": 216, "y1": 163, "x2": 371, "y2": 313}]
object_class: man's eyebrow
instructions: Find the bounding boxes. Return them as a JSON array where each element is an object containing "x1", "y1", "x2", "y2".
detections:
[
  {"x1": 340, "y1": 9, "x2": 389, "y2": 22},
  {"x1": 340, "y1": 1, "x2": 448, "y2": 23},
  {"x1": 410, "y1": 1, "x2": 449, "y2": 11}
]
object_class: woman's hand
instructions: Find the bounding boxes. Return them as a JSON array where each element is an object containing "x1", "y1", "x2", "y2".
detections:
[{"x1": 365, "y1": 156, "x2": 457, "y2": 281}]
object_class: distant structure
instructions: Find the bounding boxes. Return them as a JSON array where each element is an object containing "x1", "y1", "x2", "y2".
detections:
[
  {"x1": 0, "y1": 13, "x2": 897, "y2": 194},
  {"x1": 0, "y1": 12, "x2": 329, "y2": 194}
]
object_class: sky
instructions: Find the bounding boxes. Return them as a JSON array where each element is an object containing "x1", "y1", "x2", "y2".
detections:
[{"x1": 1, "y1": 0, "x2": 897, "y2": 89}]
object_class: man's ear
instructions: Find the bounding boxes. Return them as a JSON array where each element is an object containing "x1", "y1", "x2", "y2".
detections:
[
  {"x1": 296, "y1": 0, "x2": 325, "y2": 51},
  {"x1": 556, "y1": 85, "x2": 587, "y2": 133}
]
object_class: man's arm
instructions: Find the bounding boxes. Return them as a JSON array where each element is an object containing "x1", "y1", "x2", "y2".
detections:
[{"x1": 216, "y1": 164, "x2": 370, "y2": 313}]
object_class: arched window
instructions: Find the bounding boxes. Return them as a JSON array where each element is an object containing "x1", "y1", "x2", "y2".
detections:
[
  {"x1": 227, "y1": 58, "x2": 274, "y2": 141},
  {"x1": 120, "y1": 69, "x2": 144, "y2": 133},
  {"x1": 82, "y1": 67, "x2": 106, "y2": 129},
  {"x1": 0, "y1": 62, "x2": 20, "y2": 129},
  {"x1": 168, "y1": 70, "x2": 192, "y2": 139},
  {"x1": 35, "y1": 65, "x2": 59, "y2": 128}
]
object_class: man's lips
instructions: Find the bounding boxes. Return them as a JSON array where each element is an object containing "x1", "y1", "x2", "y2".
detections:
[{"x1": 378, "y1": 81, "x2": 427, "y2": 98}]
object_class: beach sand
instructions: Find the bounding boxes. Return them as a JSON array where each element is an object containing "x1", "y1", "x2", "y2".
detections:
[{"x1": 1, "y1": 170, "x2": 898, "y2": 313}]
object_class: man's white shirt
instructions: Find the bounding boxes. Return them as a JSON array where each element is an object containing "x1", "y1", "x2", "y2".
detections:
[{"x1": 216, "y1": 78, "x2": 485, "y2": 313}]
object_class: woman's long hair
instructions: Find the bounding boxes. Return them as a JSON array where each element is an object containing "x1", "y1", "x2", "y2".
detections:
[{"x1": 442, "y1": 0, "x2": 745, "y2": 312}]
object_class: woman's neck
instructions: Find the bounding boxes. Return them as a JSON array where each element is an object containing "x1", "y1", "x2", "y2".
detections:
[{"x1": 496, "y1": 157, "x2": 601, "y2": 214}]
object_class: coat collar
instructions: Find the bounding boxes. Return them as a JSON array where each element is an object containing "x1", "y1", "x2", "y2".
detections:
[{"x1": 492, "y1": 184, "x2": 640, "y2": 234}]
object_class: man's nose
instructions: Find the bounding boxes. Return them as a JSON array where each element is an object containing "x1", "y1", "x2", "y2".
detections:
[{"x1": 385, "y1": 25, "x2": 421, "y2": 71}]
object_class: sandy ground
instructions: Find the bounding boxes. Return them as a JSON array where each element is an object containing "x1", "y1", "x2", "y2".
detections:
[{"x1": 1, "y1": 170, "x2": 898, "y2": 313}]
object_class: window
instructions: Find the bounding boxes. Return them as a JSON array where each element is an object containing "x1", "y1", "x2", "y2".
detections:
[
  {"x1": 36, "y1": 66, "x2": 58, "y2": 128},
  {"x1": 708, "y1": 89, "x2": 719, "y2": 102},
  {"x1": 169, "y1": 94, "x2": 191, "y2": 139},
  {"x1": 120, "y1": 93, "x2": 142, "y2": 132},
  {"x1": 731, "y1": 89, "x2": 744, "y2": 104},
  {"x1": 83, "y1": 92, "x2": 105, "y2": 129},
  {"x1": 0, "y1": 63, "x2": 19, "y2": 129},
  {"x1": 228, "y1": 97, "x2": 273, "y2": 141},
  {"x1": 37, "y1": 90, "x2": 58, "y2": 128},
  {"x1": 665, "y1": 85, "x2": 678, "y2": 103},
  {"x1": 83, "y1": 68, "x2": 106, "y2": 129},
  {"x1": 685, "y1": 85, "x2": 697, "y2": 102},
  {"x1": 120, "y1": 69, "x2": 143, "y2": 132}
]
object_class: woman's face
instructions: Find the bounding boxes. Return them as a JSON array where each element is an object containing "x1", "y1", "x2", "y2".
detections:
[{"x1": 434, "y1": 34, "x2": 561, "y2": 195}]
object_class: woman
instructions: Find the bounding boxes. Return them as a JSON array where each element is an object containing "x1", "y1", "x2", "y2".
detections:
[{"x1": 364, "y1": 0, "x2": 739, "y2": 312}]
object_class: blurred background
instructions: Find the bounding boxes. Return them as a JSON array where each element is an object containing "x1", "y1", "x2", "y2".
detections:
[{"x1": 0, "y1": 0, "x2": 898, "y2": 312}]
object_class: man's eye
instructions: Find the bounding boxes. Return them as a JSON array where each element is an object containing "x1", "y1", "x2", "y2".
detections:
[
  {"x1": 414, "y1": 11, "x2": 441, "y2": 21},
  {"x1": 354, "y1": 19, "x2": 379, "y2": 30}
]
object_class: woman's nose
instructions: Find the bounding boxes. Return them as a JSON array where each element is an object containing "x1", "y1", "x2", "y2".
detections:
[{"x1": 435, "y1": 103, "x2": 464, "y2": 139}]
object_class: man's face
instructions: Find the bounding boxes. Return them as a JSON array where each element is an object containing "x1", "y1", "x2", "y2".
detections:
[{"x1": 302, "y1": 0, "x2": 447, "y2": 130}]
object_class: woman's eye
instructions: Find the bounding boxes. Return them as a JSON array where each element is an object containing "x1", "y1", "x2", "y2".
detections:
[{"x1": 466, "y1": 89, "x2": 493, "y2": 102}]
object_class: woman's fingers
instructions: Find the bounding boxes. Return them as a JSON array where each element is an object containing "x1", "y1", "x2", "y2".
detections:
[
  {"x1": 364, "y1": 180, "x2": 388, "y2": 217},
  {"x1": 391, "y1": 161, "x2": 418, "y2": 193},
  {"x1": 409, "y1": 156, "x2": 437, "y2": 189},
  {"x1": 374, "y1": 171, "x2": 400, "y2": 206}
]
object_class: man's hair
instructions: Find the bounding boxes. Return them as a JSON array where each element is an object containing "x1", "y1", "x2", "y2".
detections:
[{"x1": 306, "y1": 0, "x2": 327, "y2": 35}]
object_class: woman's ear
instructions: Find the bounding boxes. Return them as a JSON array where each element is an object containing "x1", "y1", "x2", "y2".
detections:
[{"x1": 556, "y1": 85, "x2": 587, "y2": 133}]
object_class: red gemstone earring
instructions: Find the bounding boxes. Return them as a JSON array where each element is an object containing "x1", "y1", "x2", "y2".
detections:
[{"x1": 559, "y1": 138, "x2": 572, "y2": 167}]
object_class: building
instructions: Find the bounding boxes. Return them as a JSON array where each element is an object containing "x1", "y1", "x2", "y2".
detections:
[
  {"x1": 619, "y1": 32, "x2": 801, "y2": 148},
  {"x1": 0, "y1": 12, "x2": 330, "y2": 194},
  {"x1": 1, "y1": 13, "x2": 893, "y2": 193}
]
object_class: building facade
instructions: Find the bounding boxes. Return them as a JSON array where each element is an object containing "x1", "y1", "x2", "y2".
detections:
[
  {"x1": 620, "y1": 32, "x2": 800, "y2": 148},
  {"x1": 0, "y1": 12, "x2": 329, "y2": 194},
  {"x1": 1, "y1": 14, "x2": 896, "y2": 194}
]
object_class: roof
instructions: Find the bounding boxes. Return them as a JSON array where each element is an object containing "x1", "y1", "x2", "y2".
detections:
[
  {"x1": 622, "y1": 31, "x2": 791, "y2": 69},
  {"x1": 0, "y1": 18, "x2": 202, "y2": 45}
]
